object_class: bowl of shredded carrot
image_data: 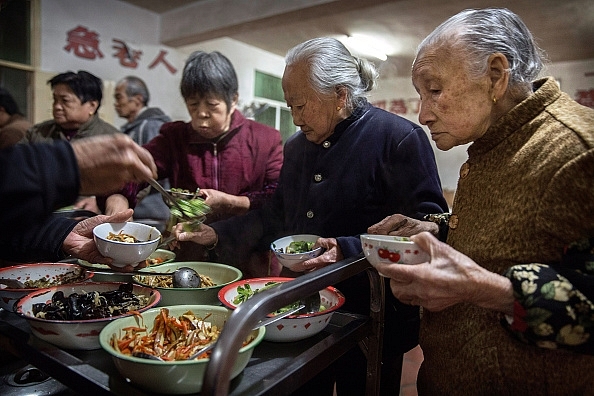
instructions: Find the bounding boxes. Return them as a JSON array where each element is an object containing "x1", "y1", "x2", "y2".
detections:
[{"x1": 99, "y1": 305, "x2": 264, "y2": 394}]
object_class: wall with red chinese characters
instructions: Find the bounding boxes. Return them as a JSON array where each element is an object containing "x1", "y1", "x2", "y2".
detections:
[{"x1": 37, "y1": 0, "x2": 286, "y2": 131}]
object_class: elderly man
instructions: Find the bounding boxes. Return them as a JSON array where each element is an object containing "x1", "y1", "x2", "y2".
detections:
[{"x1": 114, "y1": 76, "x2": 171, "y2": 224}]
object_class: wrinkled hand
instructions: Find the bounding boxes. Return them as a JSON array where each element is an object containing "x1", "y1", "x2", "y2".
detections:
[
  {"x1": 172, "y1": 222, "x2": 218, "y2": 247},
  {"x1": 374, "y1": 232, "x2": 513, "y2": 314},
  {"x1": 199, "y1": 188, "x2": 249, "y2": 216},
  {"x1": 294, "y1": 237, "x2": 344, "y2": 273},
  {"x1": 61, "y1": 209, "x2": 147, "y2": 271},
  {"x1": 72, "y1": 134, "x2": 157, "y2": 195},
  {"x1": 367, "y1": 214, "x2": 438, "y2": 237}
]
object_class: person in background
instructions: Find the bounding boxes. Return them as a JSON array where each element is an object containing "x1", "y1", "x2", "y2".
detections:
[
  {"x1": 172, "y1": 37, "x2": 448, "y2": 395},
  {"x1": 102, "y1": 51, "x2": 284, "y2": 273},
  {"x1": 0, "y1": 88, "x2": 32, "y2": 149},
  {"x1": 1, "y1": 134, "x2": 157, "y2": 268},
  {"x1": 22, "y1": 70, "x2": 121, "y2": 214},
  {"x1": 367, "y1": 8, "x2": 594, "y2": 395},
  {"x1": 114, "y1": 75, "x2": 172, "y2": 225}
]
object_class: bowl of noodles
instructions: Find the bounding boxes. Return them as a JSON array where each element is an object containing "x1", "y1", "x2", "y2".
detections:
[
  {"x1": 133, "y1": 261, "x2": 242, "y2": 306},
  {"x1": 93, "y1": 222, "x2": 161, "y2": 268},
  {"x1": 99, "y1": 305, "x2": 264, "y2": 394}
]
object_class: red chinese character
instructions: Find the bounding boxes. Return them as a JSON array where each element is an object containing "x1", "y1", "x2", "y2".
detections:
[
  {"x1": 112, "y1": 39, "x2": 143, "y2": 69},
  {"x1": 389, "y1": 99, "x2": 407, "y2": 115},
  {"x1": 63, "y1": 25, "x2": 104, "y2": 60},
  {"x1": 575, "y1": 89, "x2": 594, "y2": 109},
  {"x1": 148, "y1": 50, "x2": 177, "y2": 74}
]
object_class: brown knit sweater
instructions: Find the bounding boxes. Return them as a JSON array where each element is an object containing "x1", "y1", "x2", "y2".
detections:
[{"x1": 418, "y1": 77, "x2": 594, "y2": 395}]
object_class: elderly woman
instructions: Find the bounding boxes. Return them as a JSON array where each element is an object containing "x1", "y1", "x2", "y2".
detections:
[
  {"x1": 23, "y1": 70, "x2": 121, "y2": 213},
  {"x1": 173, "y1": 37, "x2": 448, "y2": 395},
  {"x1": 368, "y1": 8, "x2": 594, "y2": 395},
  {"x1": 102, "y1": 51, "x2": 284, "y2": 270},
  {"x1": 24, "y1": 70, "x2": 119, "y2": 142}
]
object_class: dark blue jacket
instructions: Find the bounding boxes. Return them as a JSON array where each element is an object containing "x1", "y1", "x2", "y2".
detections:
[
  {"x1": 213, "y1": 102, "x2": 448, "y2": 355},
  {"x1": 1, "y1": 140, "x2": 79, "y2": 262}
]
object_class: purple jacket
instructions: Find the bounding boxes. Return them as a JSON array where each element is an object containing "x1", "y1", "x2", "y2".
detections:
[{"x1": 103, "y1": 110, "x2": 283, "y2": 217}]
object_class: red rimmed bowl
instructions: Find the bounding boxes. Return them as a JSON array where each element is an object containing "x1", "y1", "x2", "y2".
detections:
[
  {"x1": 218, "y1": 277, "x2": 345, "y2": 342},
  {"x1": 14, "y1": 282, "x2": 160, "y2": 350},
  {"x1": 0, "y1": 262, "x2": 92, "y2": 312}
]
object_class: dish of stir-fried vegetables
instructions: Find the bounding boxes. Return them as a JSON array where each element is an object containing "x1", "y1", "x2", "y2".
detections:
[{"x1": 110, "y1": 307, "x2": 254, "y2": 361}]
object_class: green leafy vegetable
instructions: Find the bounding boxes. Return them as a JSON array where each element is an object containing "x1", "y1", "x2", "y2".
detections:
[{"x1": 285, "y1": 241, "x2": 315, "y2": 254}]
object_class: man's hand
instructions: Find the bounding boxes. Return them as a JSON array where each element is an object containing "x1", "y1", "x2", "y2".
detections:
[{"x1": 72, "y1": 134, "x2": 157, "y2": 195}]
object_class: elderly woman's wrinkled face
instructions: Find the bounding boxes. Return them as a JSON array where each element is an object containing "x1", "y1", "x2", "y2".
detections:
[
  {"x1": 282, "y1": 62, "x2": 343, "y2": 144},
  {"x1": 412, "y1": 46, "x2": 494, "y2": 151},
  {"x1": 52, "y1": 83, "x2": 97, "y2": 130},
  {"x1": 185, "y1": 94, "x2": 236, "y2": 140}
]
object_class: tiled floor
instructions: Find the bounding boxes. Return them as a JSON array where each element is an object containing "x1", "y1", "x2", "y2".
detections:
[{"x1": 400, "y1": 345, "x2": 423, "y2": 396}]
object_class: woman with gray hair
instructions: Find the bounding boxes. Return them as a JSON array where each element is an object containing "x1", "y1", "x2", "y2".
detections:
[
  {"x1": 173, "y1": 37, "x2": 448, "y2": 395},
  {"x1": 368, "y1": 8, "x2": 594, "y2": 394},
  {"x1": 103, "y1": 51, "x2": 284, "y2": 273}
]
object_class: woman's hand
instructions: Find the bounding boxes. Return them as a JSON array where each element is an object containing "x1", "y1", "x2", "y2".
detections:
[
  {"x1": 199, "y1": 188, "x2": 250, "y2": 216},
  {"x1": 374, "y1": 232, "x2": 514, "y2": 314},
  {"x1": 367, "y1": 214, "x2": 439, "y2": 237},
  {"x1": 61, "y1": 209, "x2": 146, "y2": 271},
  {"x1": 295, "y1": 237, "x2": 344, "y2": 272},
  {"x1": 172, "y1": 222, "x2": 218, "y2": 247}
]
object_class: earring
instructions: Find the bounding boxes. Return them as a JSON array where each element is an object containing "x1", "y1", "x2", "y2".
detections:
[
  {"x1": 336, "y1": 106, "x2": 341, "y2": 111},
  {"x1": 492, "y1": 97, "x2": 497, "y2": 104}
]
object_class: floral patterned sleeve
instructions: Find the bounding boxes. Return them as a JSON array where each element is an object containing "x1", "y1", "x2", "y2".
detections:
[{"x1": 502, "y1": 237, "x2": 594, "y2": 355}]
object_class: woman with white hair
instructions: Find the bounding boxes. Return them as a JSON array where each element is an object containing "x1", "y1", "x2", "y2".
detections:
[
  {"x1": 369, "y1": 8, "x2": 594, "y2": 395},
  {"x1": 174, "y1": 37, "x2": 448, "y2": 395}
]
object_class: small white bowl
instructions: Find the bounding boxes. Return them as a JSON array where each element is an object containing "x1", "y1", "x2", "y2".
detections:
[
  {"x1": 270, "y1": 234, "x2": 323, "y2": 271},
  {"x1": 93, "y1": 222, "x2": 161, "y2": 267},
  {"x1": 360, "y1": 234, "x2": 430, "y2": 269},
  {"x1": 218, "y1": 277, "x2": 345, "y2": 342},
  {"x1": 99, "y1": 305, "x2": 264, "y2": 394},
  {"x1": 133, "y1": 261, "x2": 243, "y2": 306},
  {"x1": 0, "y1": 262, "x2": 92, "y2": 312},
  {"x1": 15, "y1": 282, "x2": 160, "y2": 350}
]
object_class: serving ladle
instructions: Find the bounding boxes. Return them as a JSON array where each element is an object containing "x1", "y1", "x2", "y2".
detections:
[{"x1": 89, "y1": 266, "x2": 201, "y2": 288}]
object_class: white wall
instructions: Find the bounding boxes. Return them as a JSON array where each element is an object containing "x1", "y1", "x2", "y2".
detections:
[{"x1": 39, "y1": 0, "x2": 187, "y2": 125}]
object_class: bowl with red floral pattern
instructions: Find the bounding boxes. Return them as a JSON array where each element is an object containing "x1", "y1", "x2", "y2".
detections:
[{"x1": 360, "y1": 234, "x2": 430, "y2": 269}]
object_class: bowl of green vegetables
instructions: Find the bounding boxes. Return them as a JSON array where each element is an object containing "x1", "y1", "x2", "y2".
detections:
[{"x1": 270, "y1": 234, "x2": 324, "y2": 272}]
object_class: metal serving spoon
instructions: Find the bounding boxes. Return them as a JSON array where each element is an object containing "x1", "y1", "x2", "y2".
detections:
[{"x1": 89, "y1": 266, "x2": 201, "y2": 288}]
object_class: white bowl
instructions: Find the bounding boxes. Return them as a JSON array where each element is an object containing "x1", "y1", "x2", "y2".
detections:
[
  {"x1": 218, "y1": 277, "x2": 345, "y2": 342},
  {"x1": 93, "y1": 222, "x2": 161, "y2": 267},
  {"x1": 15, "y1": 282, "x2": 160, "y2": 350},
  {"x1": 270, "y1": 234, "x2": 323, "y2": 271},
  {"x1": 360, "y1": 234, "x2": 430, "y2": 270},
  {"x1": 0, "y1": 263, "x2": 92, "y2": 312},
  {"x1": 133, "y1": 261, "x2": 243, "y2": 306},
  {"x1": 99, "y1": 304, "x2": 265, "y2": 394}
]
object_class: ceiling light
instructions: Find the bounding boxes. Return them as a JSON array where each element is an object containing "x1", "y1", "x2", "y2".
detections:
[{"x1": 342, "y1": 35, "x2": 389, "y2": 61}]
